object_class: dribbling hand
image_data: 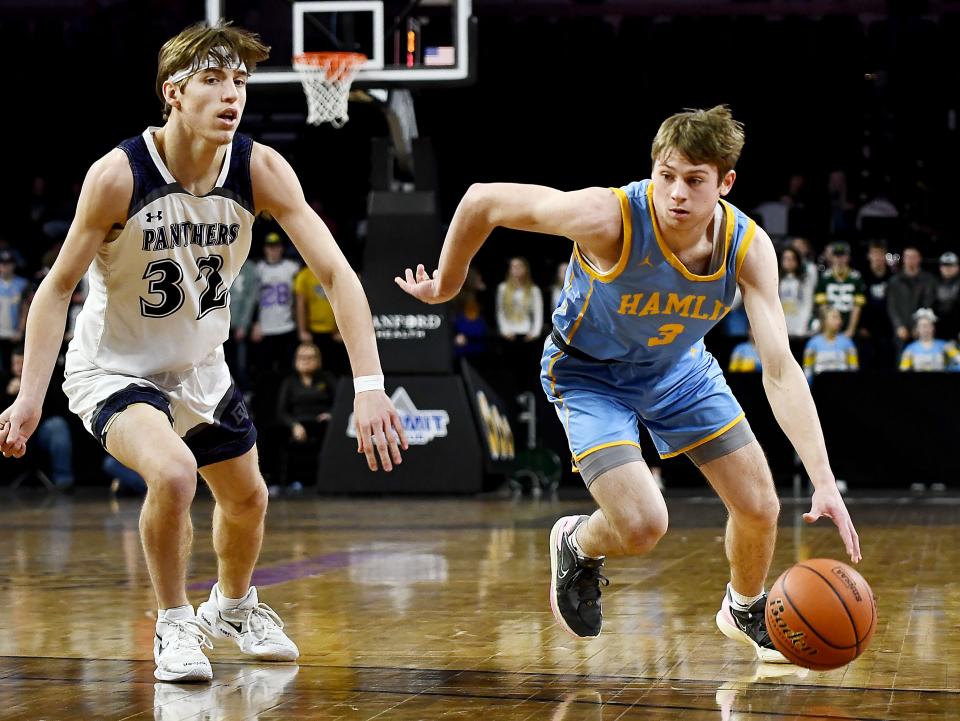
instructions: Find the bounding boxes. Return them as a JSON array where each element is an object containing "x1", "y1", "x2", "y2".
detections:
[
  {"x1": 803, "y1": 485, "x2": 862, "y2": 564},
  {"x1": 354, "y1": 390, "x2": 409, "y2": 472}
]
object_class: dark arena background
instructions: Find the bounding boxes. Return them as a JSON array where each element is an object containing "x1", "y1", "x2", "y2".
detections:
[{"x1": 0, "y1": 1, "x2": 958, "y2": 719}]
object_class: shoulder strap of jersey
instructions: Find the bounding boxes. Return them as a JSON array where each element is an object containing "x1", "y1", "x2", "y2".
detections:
[
  {"x1": 220, "y1": 133, "x2": 255, "y2": 214},
  {"x1": 117, "y1": 134, "x2": 167, "y2": 220}
]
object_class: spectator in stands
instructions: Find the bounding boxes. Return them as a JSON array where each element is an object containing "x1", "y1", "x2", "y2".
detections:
[
  {"x1": 790, "y1": 236, "x2": 820, "y2": 282},
  {"x1": 252, "y1": 231, "x2": 300, "y2": 377},
  {"x1": 294, "y1": 264, "x2": 346, "y2": 376},
  {"x1": 728, "y1": 328, "x2": 762, "y2": 373},
  {"x1": 887, "y1": 246, "x2": 936, "y2": 349},
  {"x1": 778, "y1": 246, "x2": 814, "y2": 337},
  {"x1": 497, "y1": 257, "x2": 543, "y2": 340},
  {"x1": 827, "y1": 170, "x2": 855, "y2": 236},
  {"x1": 549, "y1": 260, "x2": 569, "y2": 311},
  {"x1": 858, "y1": 240, "x2": 895, "y2": 367},
  {"x1": 814, "y1": 241, "x2": 866, "y2": 338},
  {"x1": 452, "y1": 300, "x2": 490, "y2": 371},
  {"x1": 781, "y1": 174, "x2": 814, "y2": 237},
  {"x1": 0, "y1": 250, "x2": 29, "y2": 372},
  {"x1": 496, "y1": 257, "x2": 544, "y2": 387},
  {"x1": 0, "y1": 235, "x2": 26, "y2": 270},
  {"x1": 226, "y1": 260, "x2": 260, "y2": 391},
  {"x1": 28, "y1": 176, "x2": 50, "y2": 227},
  {"x1": 933, "y1": 251, "x2": 960, "y2": 341},
  {"x1": 899, "y1": 308, "x2": 960, "y2": 372},
  {"x1": 273, "y1": 342, "x2": 337, "y2": 495},
  {"x1": 803, "y1": 307, "x2": 859, "y2": 383},
  {"x1": 1, "y1": 345, "x2": 73, "y2": 490}
]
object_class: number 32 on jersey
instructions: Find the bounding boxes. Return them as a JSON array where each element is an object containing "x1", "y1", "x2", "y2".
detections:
[{"x1": 140, "y1": 254, "x2": 228, "y2": 319}]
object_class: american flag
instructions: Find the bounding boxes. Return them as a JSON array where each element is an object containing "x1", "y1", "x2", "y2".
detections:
[{"x1": 424, "y1": 46, "x2": 455, "y2": 66}]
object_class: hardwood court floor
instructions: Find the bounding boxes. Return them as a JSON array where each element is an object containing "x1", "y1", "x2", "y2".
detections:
[{"x1": 1, "y1": 488, "x2": 958, "y2": 720}]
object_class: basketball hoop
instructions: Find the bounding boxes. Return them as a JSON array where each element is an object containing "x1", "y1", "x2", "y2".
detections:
[{"x1": 292, "y1": 52, "x2": 367, "y2": 128}]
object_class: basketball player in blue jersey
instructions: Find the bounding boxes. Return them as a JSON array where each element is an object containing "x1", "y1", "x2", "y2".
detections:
[
  {"x1": 397, "y1": 106, "x2": 860, "y2": 663},
  {"x1": 0, "y1": 22, "x2": 407, "y2": 682}
]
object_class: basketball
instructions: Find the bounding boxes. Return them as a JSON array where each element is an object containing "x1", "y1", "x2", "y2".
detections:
[{"x1": 765, "y1": 559, "x2": 877, "y2": 670}]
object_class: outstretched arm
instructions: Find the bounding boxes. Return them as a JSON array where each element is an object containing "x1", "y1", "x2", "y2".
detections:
[
  {"x1": 251, "y1": 143, "x2": 407, "y2": 472},
  {"x1": 0, "y1": 150, "x2": 129, "y2": 458},
  {"x1": 396, "y1": 183, "x2": 623, "y2": 303},
  {"x1": 739, "y1": 226, "x2": 861, "y2": 563}
]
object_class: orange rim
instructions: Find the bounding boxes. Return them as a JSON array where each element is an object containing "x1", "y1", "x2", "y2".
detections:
[{"x1": 293, "y1": 51, "x2": 367, "y2": 80}]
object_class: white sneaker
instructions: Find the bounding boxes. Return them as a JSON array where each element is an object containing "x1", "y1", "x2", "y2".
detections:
[
  {"x1": 154, "y1": 616, "x2": 213, "y2": 682},
  {"x1": 197, "y1": 584, "x2": 300, "y2": 661}
]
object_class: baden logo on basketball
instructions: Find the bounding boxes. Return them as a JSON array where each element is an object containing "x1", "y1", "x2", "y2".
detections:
[
  {"x1": 830, "y1": 566, "x2": 863, "y2": 602},
  {"x1": 768, "y1": 597, "x2": 818, "y2": 657}
]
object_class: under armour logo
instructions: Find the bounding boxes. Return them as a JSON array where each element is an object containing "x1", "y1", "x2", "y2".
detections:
[
  {"x1": 146, "y1": 210, "x2": 163, "y2": 222},
  {"x1": 231, "y1": 401, "x2": 250, "y2": 425}
]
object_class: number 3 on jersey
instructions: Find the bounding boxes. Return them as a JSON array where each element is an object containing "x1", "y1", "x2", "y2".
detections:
[
  {"x1": 648, "y1": 323, "x2": 684, "y2": 347},
  {"x1": 141, "y1": 254, "x2": 228, "y2": 319}
]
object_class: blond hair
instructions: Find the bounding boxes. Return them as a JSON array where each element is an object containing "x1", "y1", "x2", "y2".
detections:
[
  {"x1": 156, "y1": 21, "x2": 270, "y2": 120},
  {"x1": 503, "y1": 257, "x2": 534, "y2": 324},
  {"x1": 651, "y1": 105, "x2": 745, "y2": 179}
]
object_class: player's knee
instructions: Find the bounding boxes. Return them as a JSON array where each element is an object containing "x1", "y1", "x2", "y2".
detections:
[
  {"x1": 221, "y1": 480, "x2": 269, "y2": 520},
  {"x1": 731, "y1": 489, "x2": 780, "y2": 529},
  {"x1": 616, "y1": 509, "x2": 669, "y2": 554},
  {"x1": 147, "y1": 459, "x2": 198, "y2": 509}
]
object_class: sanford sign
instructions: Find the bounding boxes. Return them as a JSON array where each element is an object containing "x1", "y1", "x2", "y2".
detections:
[{"x1": 373, "y1": 313, "x2": 443, "y2": 340}]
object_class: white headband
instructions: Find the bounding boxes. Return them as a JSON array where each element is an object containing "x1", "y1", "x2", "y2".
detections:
[{"x1": 167, "y1": 47, "x2": 247, "y2": 85}]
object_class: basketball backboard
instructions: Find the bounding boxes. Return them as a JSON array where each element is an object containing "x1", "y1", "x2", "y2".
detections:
[{"x1": 207, "y1": 0, "x2": 475, "y2": 87}]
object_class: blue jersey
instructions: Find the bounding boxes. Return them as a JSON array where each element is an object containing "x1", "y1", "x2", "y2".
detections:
[
  {"x1": 551, "y1": 179, "x2": 756, "y2": 365},
  {"x1": 729, "y1": 341, "x2": 762, "y2": 372},
  {"x1": 0, "y1": 275, "x2": 29, "y2": 339},
  {"x1": 803, "y1": 334, "x2": 858, "y2": 379},
  {"x1": 899, "y1": 339, "x2": 960, "y2": 372}
]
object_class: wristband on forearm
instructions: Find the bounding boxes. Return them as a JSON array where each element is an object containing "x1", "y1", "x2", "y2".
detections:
[{"x1": 354, "y1": 375, "x2": 385, "y2": 394}]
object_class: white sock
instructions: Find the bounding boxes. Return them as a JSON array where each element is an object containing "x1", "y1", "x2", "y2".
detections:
[
  {"x1": 570, "y1": 522, "x2": 604, "y2": 561},
  {"x1": 216, "y1": 583, "x2": 253, "y2": 611},
  {"x1": 157, "y1": 604, "x2": 194, "y2": 627},
  {"x1": 728, "y1": 583, "x2": 764, "y2": 611}
]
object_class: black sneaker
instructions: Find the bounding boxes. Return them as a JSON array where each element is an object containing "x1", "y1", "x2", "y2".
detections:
[
  {"x1": 716, "y1": 587, "x2": 790, "y2": 663},
  {"x1": 549, "y1": 515, "x2": 609, "y2": 638}
]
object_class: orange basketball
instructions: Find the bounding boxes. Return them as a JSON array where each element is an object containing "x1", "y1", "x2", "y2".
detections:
[{"x1": 765, "y1": 558, "x2": 877, "y2": 670}]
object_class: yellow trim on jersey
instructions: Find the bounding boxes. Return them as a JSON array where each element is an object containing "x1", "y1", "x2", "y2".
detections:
[
  {"x1": 572, "y1": 187, "x2": 633, "y2": 283},
  {"x1": 564, "y1": 277, "x2": 596, "y2": 346},
  {"x1": 734, "y1": 219, "x2": 757, "y2": 282},
  {"x1": 573, "y1": 440, "x2": 644, "y2": 464},
  {"x1": 646, "y1": 182, "x2": 732, "y2": 283},
  {"x1": 547, "y1": 350, "x2": 564, "y2": 397},
  {"x1": 658, "y1": 412, "x2": 745, "y2": 459},
  {"x1": 544, "y1": 348, "x2": 572, "y2": 446}
]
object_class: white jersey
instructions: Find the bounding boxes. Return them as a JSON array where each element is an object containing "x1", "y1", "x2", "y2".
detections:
[
  {"x1": 255, "y1": 258, "x2": 300, "y2": 336},
  {"x1": 68, "y1": 128, "x2": 256, "y2": 376}
]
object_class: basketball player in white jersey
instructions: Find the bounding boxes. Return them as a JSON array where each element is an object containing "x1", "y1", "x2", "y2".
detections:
[{"x1": 0, "y1": 22, "x2": 408, "y2": 682}]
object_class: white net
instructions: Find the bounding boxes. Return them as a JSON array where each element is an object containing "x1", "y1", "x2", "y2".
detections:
[{"x1": 292, "y1": 52, "x2": 366, "y2": 128}]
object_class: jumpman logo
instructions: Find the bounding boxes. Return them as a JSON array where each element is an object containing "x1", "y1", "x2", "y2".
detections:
[
  {"x1": 146, "y1": 210, "x2": 163, "y2": 222},
  {"x1": 640, "y1": 254, "x2": 653, "y2": 268}
]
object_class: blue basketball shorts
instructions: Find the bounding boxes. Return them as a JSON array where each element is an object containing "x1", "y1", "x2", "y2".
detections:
[{"x1": 540, "y1": 337, "x2": 745, "y2": 466}]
